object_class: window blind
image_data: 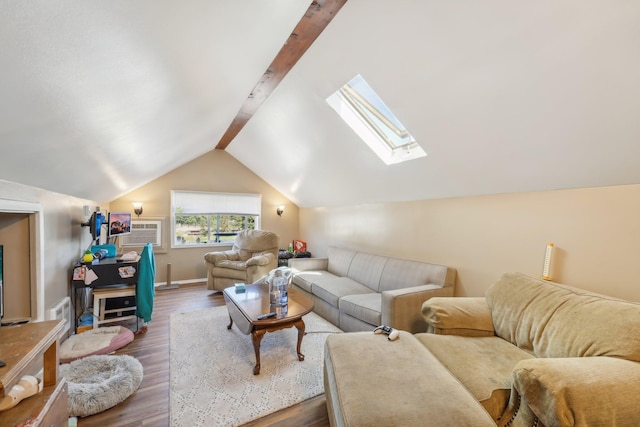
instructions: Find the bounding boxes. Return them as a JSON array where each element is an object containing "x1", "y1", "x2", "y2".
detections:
[{"x1": 172, "y1": 191, "x2": 261, "y2": 215}]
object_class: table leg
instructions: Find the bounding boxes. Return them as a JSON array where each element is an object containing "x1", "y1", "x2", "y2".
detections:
[
  {"x1": 227, "y1": 314, "x2": 233, "y2": 330},
  {"x1": 251, "y1": 329, "x2": 266, "y2": 375},
  {"x1": 42, "y1": 341, "x2": 59, "y2": 387},
  {"x1": 294, "y1": 319, "x2": 306, "y2": 361}
]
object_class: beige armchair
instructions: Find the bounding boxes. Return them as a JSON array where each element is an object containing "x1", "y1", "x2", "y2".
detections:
[{"x1": 203, "y1": 230, "x2": 279, "y2": 291}]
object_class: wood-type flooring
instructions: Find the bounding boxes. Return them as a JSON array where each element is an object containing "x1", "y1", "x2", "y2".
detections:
[{"x1": 76, "y1": 283, "x2": 329, "y2": 427}]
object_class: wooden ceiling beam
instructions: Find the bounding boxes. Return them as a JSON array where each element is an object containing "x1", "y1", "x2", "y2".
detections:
[{"x1": 215, "y1": 0, "x2": 348, "y2": 150}]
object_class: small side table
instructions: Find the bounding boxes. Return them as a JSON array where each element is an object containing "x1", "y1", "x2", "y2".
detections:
[{"x1": 92, "y1": 286, "x2": 138, "y2": 329}]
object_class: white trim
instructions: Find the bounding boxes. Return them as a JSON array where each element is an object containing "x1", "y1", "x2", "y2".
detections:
[
  {"x1": 154, "y1": 278, "x2": 206, "y2": 288},
  {"x1": 0, "y1": 198, "x2": 41, "y2": 213}
]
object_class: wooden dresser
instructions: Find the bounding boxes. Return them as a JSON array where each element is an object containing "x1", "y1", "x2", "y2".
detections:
[{"x1": 0, "y1": 320, "x2": 68, "y2": 427}]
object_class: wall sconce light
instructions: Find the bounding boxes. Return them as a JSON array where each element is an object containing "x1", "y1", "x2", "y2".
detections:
[
  {"x1": 276, "y1": 205, "x2": 285, "y2": 217},
  {"x1": 133, "y1": 202, "x2": 143, "y2": 217}
]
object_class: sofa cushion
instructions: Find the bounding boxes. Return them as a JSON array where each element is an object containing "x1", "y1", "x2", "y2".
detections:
[
  {"x1": 311, "y1": 277, "x2": 374, "y2": 307},
  {"x1": 512, "y1": 356, "x2": 640, "y2": 427},
  {"x1": 379, "y1": 258, "x2": 449, "y2": 292},
  {"x1": 487, "y1": 272, "x2": 640, "y2": 361},
  {"x1": 345, "y1": 252, "x2": 388, "y2": 292},
  {"x1": 415, "y1": 333, "x2": 535, "y2": 421},
  {"x1": 487, "y1": 273, "x2": 574, "y2": 354},
  {"x1": 538, "y1": 292, "x2": 640, "y2": 361},
  {"x1": 339, "y1": 293, "x2": 382, "y2": 326},
  {"x1": 326, "y1": 247, "x2": 356, "y2": 277},
  {"x1": 292, "y1": 270, "x2": 340, "y2": 293},
  {"x1": 422, "y1": 297, "x2": 495, "y2": 336}
]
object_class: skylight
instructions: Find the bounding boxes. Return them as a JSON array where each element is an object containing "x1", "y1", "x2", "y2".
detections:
[{"x1": 327, "y1": 74, "x2": 426, "y2": 165}]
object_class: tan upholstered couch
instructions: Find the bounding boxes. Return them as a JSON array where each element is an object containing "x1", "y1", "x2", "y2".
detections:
[
  {"x1": 289, "y1": 246, "x2": 456, "y2": 333},
  {"x1": 324, "y1": 272, "x2": 640, "y2": 426}
]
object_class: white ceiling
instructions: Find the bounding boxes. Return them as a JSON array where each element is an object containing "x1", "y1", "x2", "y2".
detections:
[{"x1": 2, "y1": 1, "x2": 640, "y2": 207}]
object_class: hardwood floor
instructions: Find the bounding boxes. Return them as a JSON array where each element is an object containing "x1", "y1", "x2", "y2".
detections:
[{"x1": 76, "y1": 283, "x2": 330, "y2": 427}]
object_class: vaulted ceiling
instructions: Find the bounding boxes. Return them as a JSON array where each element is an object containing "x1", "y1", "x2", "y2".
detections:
[{"x1": 2, "y1": 1, "x2": 640, "y2": 208}]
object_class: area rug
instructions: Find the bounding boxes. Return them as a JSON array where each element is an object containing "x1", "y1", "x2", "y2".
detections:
[{"x1": 169, "y1": 306, "x2": 342, "y2": 427}]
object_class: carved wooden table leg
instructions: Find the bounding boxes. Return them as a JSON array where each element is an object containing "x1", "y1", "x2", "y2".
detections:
[
  {"x1": 294, "y1": 319, "x2": 306, "y2": 361},
  {"x1": 251, "y1": 329, "x2": 267, "y2": 375},
  {"x1": 227, "y1": 315, "x2": 233, "y2": 330}
]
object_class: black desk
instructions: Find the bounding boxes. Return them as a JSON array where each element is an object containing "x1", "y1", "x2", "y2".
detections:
[{"x1": 71, "y1": 256, "x2": 140, "y2": 330}]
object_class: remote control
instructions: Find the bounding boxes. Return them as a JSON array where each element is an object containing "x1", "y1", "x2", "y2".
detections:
[
  {"x1": 257, "y1": 312, "x2": 276, "y2": 320},
  {"x1": 373, "y1": 325, "x2": 400, "y2": 341}
]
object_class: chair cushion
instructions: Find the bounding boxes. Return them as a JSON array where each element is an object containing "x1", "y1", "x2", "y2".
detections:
[
  {"x1": 212, "y1": 266, "x2": 247, "y2": 281},
  {"x1": 233, "y1": 230, "x2": 279, "y2": 252},
  {"x1": 237, "y1": 250, "x2": 253, "y2": 261},
  {"x1": 215, "y1": 259, "x2": 248, "y2": 270}
]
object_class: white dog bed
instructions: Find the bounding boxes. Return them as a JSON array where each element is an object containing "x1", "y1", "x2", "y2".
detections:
[
  {"x1": 60, "y1": 326, "x2": 134, "y2": 363},
  {"x1": 60, "y1": 354, "x2": 143, "y2": 417}
]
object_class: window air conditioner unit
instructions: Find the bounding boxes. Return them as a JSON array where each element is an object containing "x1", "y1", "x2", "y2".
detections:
[{"x1": 120, "y1": 220, "x2": 162, "y2": 247}]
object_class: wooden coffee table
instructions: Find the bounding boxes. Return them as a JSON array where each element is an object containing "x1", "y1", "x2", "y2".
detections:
[{"x1": 222, "y1": 283, "x2": 314, "y2": 375}]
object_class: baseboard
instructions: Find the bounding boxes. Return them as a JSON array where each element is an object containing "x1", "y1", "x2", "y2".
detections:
[{"x1": 155, "y1": 278, "x2": 207, "y2": 289}]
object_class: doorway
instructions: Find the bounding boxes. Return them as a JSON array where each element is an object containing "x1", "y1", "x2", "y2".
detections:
[{"x1": 0, "y1": 199, "x2": 43, "y2": 323}]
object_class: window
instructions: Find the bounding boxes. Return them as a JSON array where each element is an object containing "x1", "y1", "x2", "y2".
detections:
[
  {"x1": 171, "y1": 191, "x2": 261, "y2": 247},
  {"x1": 326, "y1": 74, "x2": 426, "y2": 165}
]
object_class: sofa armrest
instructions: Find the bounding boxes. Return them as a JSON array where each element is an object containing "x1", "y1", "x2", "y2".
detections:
[
  {"x1": 204, "y1": 250, "x2": 239, "y2": 264},
  {"x1": 288, "y1": 257, "x2": 329, "y2": 272},
  {"x1": 381, "y1": 284, "x2": 455, "y2": 333},
  {"x1": 245, "y1": 252, "x2": 275, "y2": 267},
  {"x1": 421, "y1": 297, "x2": 494, "y2": 336},
  {"x1": 508, "y1": 357, "x2": 640, "y2": 427}
]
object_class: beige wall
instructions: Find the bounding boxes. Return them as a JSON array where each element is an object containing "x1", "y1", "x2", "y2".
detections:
[
  {"x1": 299, "y1": 184, "x2": 640, "y2": 302},
  {"x1": 109, "y1": 150, "x2": 299, "y2": 283},
  {"x1": 3, "y1": 149, "x2": 638, "y2": 323},
  {"x1": 0, "y1": 180, "x2": 103, "y2": 321}
]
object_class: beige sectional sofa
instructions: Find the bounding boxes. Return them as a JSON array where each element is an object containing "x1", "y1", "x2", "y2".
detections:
[
  {"x1": 324, "y1": 272, "x2": 640, "y2": 426},
  {"x1": 289, "y1": 246, "x2": 456, "y2": 333}
]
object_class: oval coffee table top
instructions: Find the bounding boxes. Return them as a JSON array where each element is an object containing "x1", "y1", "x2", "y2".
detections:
[{"x1": 223, "y1": 282, "x2": 313, "y2": 326}]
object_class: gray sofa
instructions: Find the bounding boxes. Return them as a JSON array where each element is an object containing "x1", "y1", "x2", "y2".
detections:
[
  {"x1": 289, "y1": 246, "x2": 456, "y2": 333},
  {"x1": 324, "y1": 272, "x2": 640, "y2": 426}
]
